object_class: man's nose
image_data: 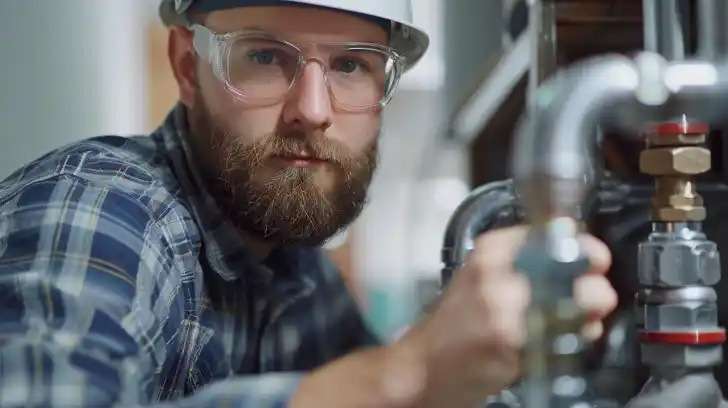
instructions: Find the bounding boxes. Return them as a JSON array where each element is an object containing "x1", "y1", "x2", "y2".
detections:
[{"x1": 282, "y1": 62, "x2": 333, "y2": 131}]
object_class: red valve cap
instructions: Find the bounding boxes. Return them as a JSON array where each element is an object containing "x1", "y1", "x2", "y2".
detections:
[
  {"x1": 651, "y1": 122, "x2": 710, "y2": 136},
  {"x1": 638, "y1": 330, "x2": 726, "y2": 345}
]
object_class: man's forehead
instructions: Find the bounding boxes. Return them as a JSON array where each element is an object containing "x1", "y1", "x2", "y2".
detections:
[{"x1": 203, "y1": 5, "x2": 389, "y2": 44}]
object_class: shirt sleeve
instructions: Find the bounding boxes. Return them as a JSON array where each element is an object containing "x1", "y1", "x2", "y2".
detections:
[{"x1": 0, "y1": 174, "x2": 303, "y2": 408}]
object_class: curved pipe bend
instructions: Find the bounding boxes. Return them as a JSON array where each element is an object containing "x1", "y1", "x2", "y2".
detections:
[
  {"x1": 441, "y1": 179, "x2": 521, "y2": 286},
  {"x1": 512, "y1": 52, "x2": 728, "y2": 224},
  {"x1": 441, "y1": 52, "x2": 728, "y2": 287}
]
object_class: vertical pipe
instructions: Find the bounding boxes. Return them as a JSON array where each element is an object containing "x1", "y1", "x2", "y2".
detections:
[
  {"x1": 697, "y1": 0, "x2": 728, "y2": 59},
  {"x1": 642, "y1": 0, "x2": 687, "y2": 60},
  {"x1": 527, "y1": 0, "x2": 557, "y2": 108},
  {"x1": 643, "y1": 0, "x2": 657, "y2": 53},
  {"x1": 643, "y1": 0, "x2": 695, "y2": 124}
]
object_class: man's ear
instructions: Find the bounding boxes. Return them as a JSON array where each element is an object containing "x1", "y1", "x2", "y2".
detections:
[{"x1": 168, "y1": 26, "x2": 197, "y2": 107}]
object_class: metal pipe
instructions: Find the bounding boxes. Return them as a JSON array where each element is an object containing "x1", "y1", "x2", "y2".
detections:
[
  {"x1": 440, "y1": 179, "x2": 521, "y2": 286},
  {"x1": 441, "y1": 2, "x2": 728, "y2": 407},
  {"x1": 527, "y1": 0, "x2": 558, "y2": 107},
  {"x1": 697, "y1": 0, "x2": 728, "y2": 59},
  {"x1": 511, "y1": 52, "x2": 728, "y2": 225},
  {"x1": 507, "y1": 48, "x2": 728, "y2": 408},
  {"x1": 633, "y1": 122, "x2": 724, "y2": 406},
  {"x1": 643, "y1": 0, "x2": 688, "y2": 60}
]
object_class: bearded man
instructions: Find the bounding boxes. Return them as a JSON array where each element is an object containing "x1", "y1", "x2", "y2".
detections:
[{"x1": 0, "y1": 1, "x2": 618, "y2": 407}]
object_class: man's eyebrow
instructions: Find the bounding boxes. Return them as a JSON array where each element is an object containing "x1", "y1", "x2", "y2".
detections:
[{"x1": 238, "y1": 25, "x2": 268, "y2": 32}]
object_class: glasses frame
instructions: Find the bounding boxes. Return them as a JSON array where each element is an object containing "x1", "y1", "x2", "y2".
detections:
[{"x1": 191, "y1": 24, "x2": 406, "y2": 112}]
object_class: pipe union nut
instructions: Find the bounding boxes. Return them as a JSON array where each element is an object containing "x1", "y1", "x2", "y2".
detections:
[
  {"x1": 641, "y1": 343, "x2": 723, "y2": 368},
  {"x1": 638, "y1": 239, "x2": 721, "y2": 286},
  {"x1": 642, "y1": 302, "x2": 719, "y2": 331},
  {"x1": 639, "y1": 147, "x2": 711, "y2": 176}
]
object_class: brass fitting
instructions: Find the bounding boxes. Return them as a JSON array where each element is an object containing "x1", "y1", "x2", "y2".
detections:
[
  {"x1": 650, "y1": 178, "x2": 706, "y2": 221},
  {"x1": 639, "y1": 147, "x2": 711, "y2": 176},
  {"x1": 639, "y1": 123, "x2": 710, "y2": 222}
]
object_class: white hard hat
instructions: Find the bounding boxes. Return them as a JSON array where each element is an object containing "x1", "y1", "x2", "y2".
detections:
[{"x1": 159, "y1": 0, "x2": 430, "y2": 71}]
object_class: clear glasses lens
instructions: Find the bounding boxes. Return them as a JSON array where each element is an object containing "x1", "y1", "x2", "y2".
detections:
[{"x1": 224, "y1": 37, "x2": 398, "y2": 107}]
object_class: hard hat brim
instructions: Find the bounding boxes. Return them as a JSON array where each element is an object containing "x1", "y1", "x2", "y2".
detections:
[
  {"x1": 158, "y1": 0, "x2": 430, "y2": 71},
  {"x1": 389, "y1": 21, "x2": 429, "y2": 71}
]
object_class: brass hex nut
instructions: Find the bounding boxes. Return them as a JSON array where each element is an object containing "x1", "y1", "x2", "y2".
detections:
[
  {"x1": 639, "y1": 147, "x2": 711, "y2": 176},
  {"x1": 651, "y1": 194, "x2": 703, "y2": 208},
  {"x1": 651, "y1": 206, "x2": 706, "y2": 221}
]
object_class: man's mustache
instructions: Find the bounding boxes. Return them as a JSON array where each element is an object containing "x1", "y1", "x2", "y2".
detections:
[
  {"x1": 219, "y1": 129, "x2": 373, "y2": 178},
  {"x1": 255, "y1": 132, "x2": 355, "y2": 167}
]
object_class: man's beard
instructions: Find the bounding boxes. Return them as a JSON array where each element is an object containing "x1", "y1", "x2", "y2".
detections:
[{"x1": 187, "y1": 95, "x2": 378, "y2": 247}]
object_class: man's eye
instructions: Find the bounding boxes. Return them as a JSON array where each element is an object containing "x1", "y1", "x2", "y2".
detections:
[
  {"x1": 248, "y1": 50, "x2": 277, "y2": 65},
  {"x1": 334, "y1": 59, "x2": 362, "y2": 74}
]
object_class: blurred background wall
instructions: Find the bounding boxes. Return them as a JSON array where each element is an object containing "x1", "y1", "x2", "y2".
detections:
[
  {"x1": 0, "y1": 0, "x2": 505, "y2": 339},
  {"x1": 0, "y1": 1, "x2": 150, "y2": 175}
]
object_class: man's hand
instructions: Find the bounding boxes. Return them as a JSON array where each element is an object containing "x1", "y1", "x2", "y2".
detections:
[{"x1": 397, "y1": 225, "x2": 618, "y2": 408}]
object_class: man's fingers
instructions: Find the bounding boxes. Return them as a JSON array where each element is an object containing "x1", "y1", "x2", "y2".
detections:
[
  {"x1": 580, "y1": 321, "x2": 604, "y2": 342},
  {"x1": 468, "y1": 226, "x2": 529, "y2": 279},
  {"x1": 470, "y1": 226, "x2": 612, "y2": 280},
  {"x1": 466, "y1": 226, "x2": 617, "y2": 347},
  {"x1": 576, "y1": 233, "x2": 612, "y2": 276},
  {"x1": 574, "y1": 274, "x2": 618, "y2": 341},
  {"x1": 574, "y1": 274, "x2": 618, "y2": 317}
]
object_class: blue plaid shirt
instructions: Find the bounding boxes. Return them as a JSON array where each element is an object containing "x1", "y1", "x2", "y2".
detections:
[{"x1": 0, "y1": 104, "x2": 378, "y2": 407}]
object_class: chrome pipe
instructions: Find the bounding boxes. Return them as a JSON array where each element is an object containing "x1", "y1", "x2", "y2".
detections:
[
  {"x1": 697, "y1": 0, "x2": 728, "y2": 59},
  {"x1": 440, "y1": 179, "x2": 521, "y2": 286},
  {"x1": 643, "y1": 0, "x2": 688, "y2": 60},
  {"x1": 511, "y1": 52, "x2": 728, "y2": 226},
  {"x1": 509, "y1": 50, "x2": 728, "y2": 408},
  {"x1": 527, "y1": 0, "x2": 558, "y2": 106}
]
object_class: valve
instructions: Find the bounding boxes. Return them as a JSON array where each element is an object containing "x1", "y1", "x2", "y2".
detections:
[{"x1": 634, "y1": 120, "x2": 725, "y2": 397}]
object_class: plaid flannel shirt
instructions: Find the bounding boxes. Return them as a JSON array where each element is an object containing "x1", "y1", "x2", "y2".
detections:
[{"x1": 0, "y1": 103, "x2": 378, "y2": 407}]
